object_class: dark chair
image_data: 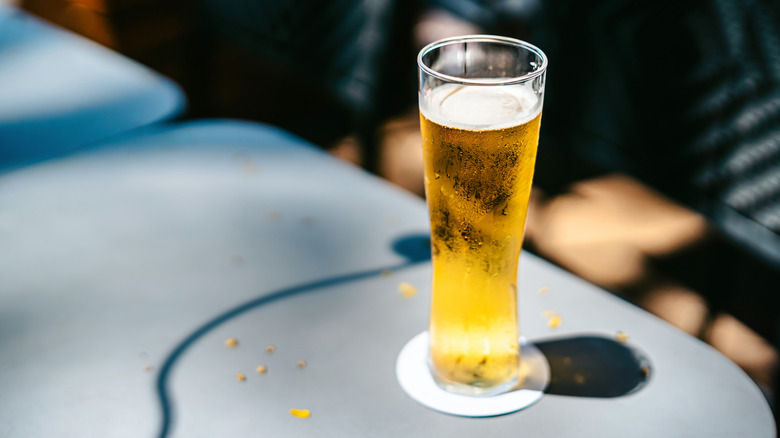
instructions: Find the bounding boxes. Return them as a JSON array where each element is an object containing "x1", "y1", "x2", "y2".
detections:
[
  {"x1": 527, "y1": 0, "x2": 780, "y2": 334},
  {"x1": 188, "y1": 0, "x2": 419, "y2": 170}
]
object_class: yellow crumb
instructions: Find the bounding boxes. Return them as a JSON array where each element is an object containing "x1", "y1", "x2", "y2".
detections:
[
  {"x1": 266, "y1": 344, "x2": 276, "y2": 354},
  {"x1": 562, "y1": 357, "x2": 572, "y2": 366},
  {"x1": 256, "y1": 365, "x2": 267, "y2": 374},
  {"x1": 297, "y1": 360, "x2": 307, "y2": 369},
  {"x1": 616, "y1": 331, "x2": 629, "y2": 343},
  {"x1": 242, "y1": 161, "x2": 260, "y2": 174},
  {"x1": 236, "y1": 373, "x2": 246, "y2": 381},
  {"x1": 290, "y1": 409, "x2": 310, "y2": 418},
  {"x1": 224, "y1": 337, "x2": 238, "y2": 348},
  {"x1": 542, "y1": 311, "x2": 561, "y2": 328},
  {"x1": 538, "y1": 286, "x2": 551, "y2": 295},
  {"x1": 381, "y1": 269, "x2": 393, "y2": 277},
  {"x1": 398, "y1": 282, "x2": 417, "y2": 298},
  {"x1": 144, "y1": 365, "x2": 153, "y2": 372},
  {"x1": 640, "y1": 366, "x2": 651, "y2": 378},
  {"x1": 573, "y1": 373, "x2": 585, "y2": 384},
  {"x1": 266, "y1": 210, "x2": 281, "y2": 220}
]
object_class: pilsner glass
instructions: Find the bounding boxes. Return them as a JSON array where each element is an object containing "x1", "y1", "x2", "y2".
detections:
[{"x1": 418, "y1": 35, "x2": 547, "y2": 396}]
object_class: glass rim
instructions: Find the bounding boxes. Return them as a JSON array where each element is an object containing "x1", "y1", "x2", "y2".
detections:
[{"x1": 417, "y1": 34, "x2": 548, "y2": 86}]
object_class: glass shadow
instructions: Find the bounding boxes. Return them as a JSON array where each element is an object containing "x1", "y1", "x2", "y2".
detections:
[{"x1": 535, "y1": 335, "x2": 652, "y2": 398}]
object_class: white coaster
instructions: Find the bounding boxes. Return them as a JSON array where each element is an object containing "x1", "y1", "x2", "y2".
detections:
[{"x1": 396, "y1": 331, "x2": 550, "y2": 417}]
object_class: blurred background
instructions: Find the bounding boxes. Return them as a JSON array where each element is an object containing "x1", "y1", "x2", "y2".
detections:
[{"x1": 4, "y1": 0, "x2": 780, "y2": 416}]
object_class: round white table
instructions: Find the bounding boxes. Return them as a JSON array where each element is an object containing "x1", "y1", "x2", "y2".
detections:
[{"x1": 0, "y1": 120, "x2": 774, "y2": 437}]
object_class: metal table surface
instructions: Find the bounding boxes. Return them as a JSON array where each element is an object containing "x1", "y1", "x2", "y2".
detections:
[{"x1": 0, "y1": 120, "x2": 774, "y2": 437}]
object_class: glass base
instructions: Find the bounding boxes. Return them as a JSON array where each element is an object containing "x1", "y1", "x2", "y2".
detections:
[
  {"x1": 396, "y1": 331, "x2": 550, "y2": 417},
  {"x1": 432, "y1": 370, "x2": 520, "y2": 397}
]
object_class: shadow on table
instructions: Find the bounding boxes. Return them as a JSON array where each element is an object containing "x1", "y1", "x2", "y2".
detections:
[
  {"x1": 155, "y1": 234, "x2": 651, "y2": 438},
  {"x1": 536, "y1": 336, "x2": 652, "y2": 398},
  {"x1": 155, "y1": 233, "x2": 432, "y2": 438}
]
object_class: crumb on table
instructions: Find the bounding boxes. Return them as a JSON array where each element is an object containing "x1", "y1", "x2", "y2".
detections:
[
  {"x1": 290, "y1": 409, "x2": 310, "y2": 418},
  {"x1": 242, "y1": 161, "x2": 260, "y2": 174},
  {"x1": 542, "y1": 311, "x2": 561, "y2": 329},
  {"x1": 398, "y1": 282, "x2": 417, "y2": 298}
]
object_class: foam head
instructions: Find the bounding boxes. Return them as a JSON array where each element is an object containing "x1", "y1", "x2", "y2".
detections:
[{"x1": 420, "y1": 83, "x2": 541, "y2": 130}]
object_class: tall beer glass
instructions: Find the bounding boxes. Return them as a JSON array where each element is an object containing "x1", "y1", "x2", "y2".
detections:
[{"x1": 418, "y1": 35, "x2": 547, "y2": 396}]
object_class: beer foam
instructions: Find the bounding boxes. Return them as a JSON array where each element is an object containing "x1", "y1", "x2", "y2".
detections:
[{"x1": 421, "y1": 83, "x2": 541, "y2": 130}]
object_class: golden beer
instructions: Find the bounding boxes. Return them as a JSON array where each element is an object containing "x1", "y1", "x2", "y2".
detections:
[{"x1": 420, "y1": 83, "x2": 542, "y2": 395}]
